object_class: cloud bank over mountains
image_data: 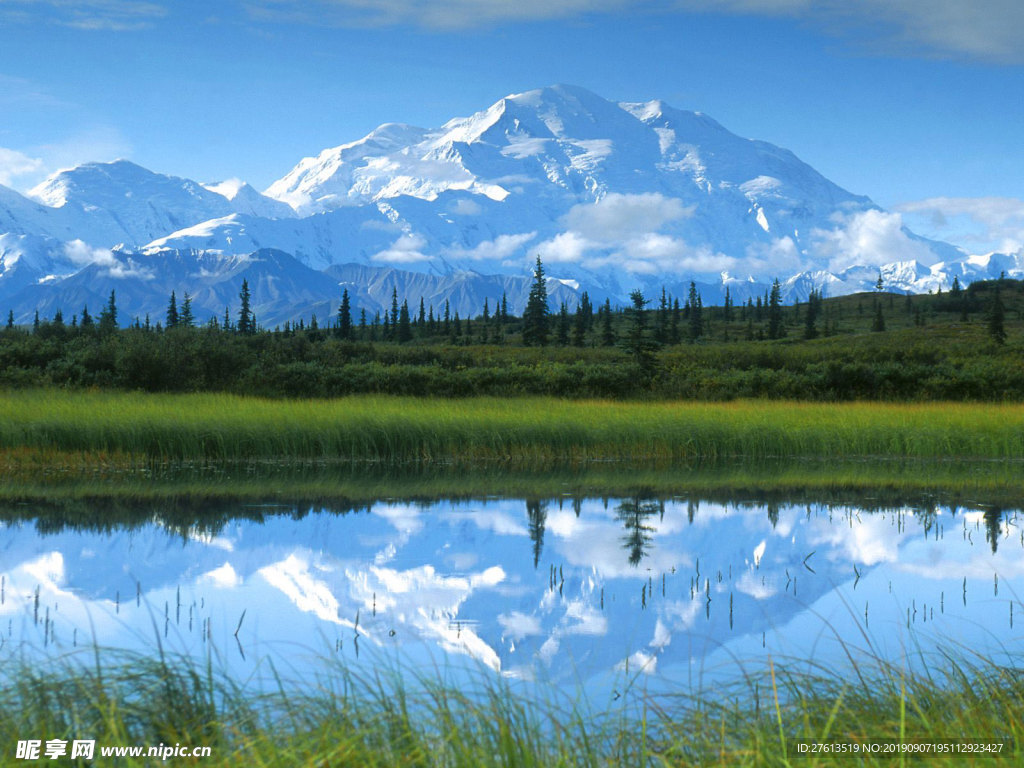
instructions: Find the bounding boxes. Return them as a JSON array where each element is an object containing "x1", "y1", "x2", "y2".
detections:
[{"x1": 0, "y1": 84, "x2": 1020, "y2": 326}]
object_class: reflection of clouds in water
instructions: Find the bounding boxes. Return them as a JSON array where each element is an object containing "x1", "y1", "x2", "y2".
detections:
[
  {"x1": 445, "y1": 507, "x2": 529, "y2": 537},
  {"x1": 544, "y1": 508, "x2": 689, "y2": 578},
  {"x1": 806, "y1": 510, "x2": 903, "y2": 566},
  {"x1": 498, "y1": 611, "x2": 543, "y2": 639},
  {"x1": 616, "y1": 650, "x2": 657, "y2": 676},
  {"x1": 258, "y1": 554, "x2": 344, "y2": 626},
  {"x1": 198, "y1": 562, "x2": 241, "y2": 588},
  {"x1": 735, "y1": 570, "x2": 776, "y2": 600},
  {"x1": 343, "y1": 563, "x2": 507, "y2": 669}
]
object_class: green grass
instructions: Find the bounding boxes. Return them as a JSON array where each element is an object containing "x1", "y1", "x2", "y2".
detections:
[
  {"x1": 1, "y1": 649, "x2": 1020, "y2": 766},
  {"x1": 2, "y1": 390, "x2": 1024, "y2": 465}
]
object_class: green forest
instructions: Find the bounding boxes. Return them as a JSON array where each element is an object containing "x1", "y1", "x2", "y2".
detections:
[{"x1": 2, "y1": 264, "x2": 1022, "y2": 400}]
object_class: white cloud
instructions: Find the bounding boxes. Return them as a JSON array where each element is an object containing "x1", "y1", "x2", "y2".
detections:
[
  {"x1": 562, "y1": 192, "x2": 692, "y2": 243},
  {"x1": 677, "y1": 0, "x2": 1024, "y2": 63},
  {"x1": 744, "y1": 235, "x2": 805, "y2": 275},
  {"x1": 450, "y1": 198, "x2": 482, "y2": 216},
  {"x1": 810, "y1": 209, "x2": 936, "y2": 273},
  {"x1": 536, "y1": 195, "x2": 730, "y2": 277},
  {"x1": 536, "y1": 231, "x2": 590, "y2": 264},
  {"x1": 243, "y1": 0, "x2": 1024, "y2": 62},
  {"x1": 371, "y1": 231, "x2": 431, "y2": 264},
  {"x1": 0, "y1": 0, "x2": 168, "y2": 31},
  {"x1": 63, "y1": 239, "x2": 154, "y2": 279},
  {"x1": 0, "y1": 147, "x2": 44, "y2": 187},
  {"x1": 246, "y1": 0, "x2": 632, "y2": 30},
  {"x1": 895, "y1": 196, "x2": 1024, "y2": 255},
  {"x1": 445, "y1": 232, "x2": 536, "y2": 262}
]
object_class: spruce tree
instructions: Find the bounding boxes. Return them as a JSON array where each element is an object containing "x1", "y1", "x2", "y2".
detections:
[
  {"x1": 687, "y1": 282, "x2": 703, "y2": 341},
  {"x1": 238, "y1": 279, "x2": 255, "y2": 334},
  {"x1": 98, "y1": 289, "x2": 118, "y2": 334},
  {"x1": 600, "y1": 298, "x2": 615, "y2": 346},
  {"x1": 5, "y1": 310, "x2": 12, "y2": 329},
  {"x1": 337, "y1": 288, "x2": 352, "y2": 340},
  {"x1": 767, "y1": 279, "x2": 784, "y2": 339},
  {"x1": 622, "y1": 290, "x2": 658, "y2": 377},
  {"x1": 166, "y1": 291, "x2": 179, "y2": 329},
  {"x1": 556, "y1": 302, "x2": 570, "y2": 345},
  {"x1": 522, "y1": 256, "x2": 549, "y2": 346},
  {"x1": 180, "y1": 292, "x2": 194, "y2": 328},
  {"x1": 398, "y1": 299, "x2": 412, "y2": 343},
  {"x1": 871, "y1": 300, "x2": 886, "y2": 332},
  {"x1": 803, "y1": 289, "x2": 820, "y2": 340}
]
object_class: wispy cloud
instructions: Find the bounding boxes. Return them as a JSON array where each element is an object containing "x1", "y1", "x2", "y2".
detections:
[
  {"x1": 895, "y1": 196, "x2": 1024, "y2": 254},
  {"x1": 0, "y1": 0, "x2": 168, "y2": 31},
  {"x1": 243, "y1": 0, "x2": 1024, "y2": 62},
  {"x1": 810, "y1": 209, "x2": 937, "y2": 273},
  {"x1": 0, "y1": 148, "x2": 44, "y2": 187},
  {"x1": 244, "y1": 0, "x2": 631, "y2": 30},
  {"x1": 681, "y1": 0, "x2": 1024, "y2": 64}
]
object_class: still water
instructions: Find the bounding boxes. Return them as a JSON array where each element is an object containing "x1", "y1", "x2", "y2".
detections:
[{"x1": 1, "y1": 495, "x2": 1021, "y2": 697}]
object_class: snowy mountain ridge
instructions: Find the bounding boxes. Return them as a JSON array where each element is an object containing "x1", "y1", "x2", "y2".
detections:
[{"x1": 0, "y1": 84, "x2": 1020, "y2": 325}]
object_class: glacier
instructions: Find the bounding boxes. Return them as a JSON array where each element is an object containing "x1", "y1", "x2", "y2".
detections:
[{"x1": 0, "y1": 84, "x2": 1019, "y2": 326}]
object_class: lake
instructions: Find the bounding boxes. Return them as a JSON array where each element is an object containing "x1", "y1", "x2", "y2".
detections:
[{"x1": 2, "y1": 489, "x2": 1020, "y2": 704}]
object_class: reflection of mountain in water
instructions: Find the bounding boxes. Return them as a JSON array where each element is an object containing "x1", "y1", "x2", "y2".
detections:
[{"x1": 0, "y1": 497, "x2": 1020, "y2": 693}]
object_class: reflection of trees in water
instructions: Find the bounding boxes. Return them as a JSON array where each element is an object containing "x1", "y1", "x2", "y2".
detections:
[
  {"x1": 526, "y1": 499, "x2": 548, "y2": 568},
  {"x1": 984, "y1": 508, "x2": 1003, "y2": 554},
  {"x1": 616, "y1": 496, "x2": 662, "y2": 566}
]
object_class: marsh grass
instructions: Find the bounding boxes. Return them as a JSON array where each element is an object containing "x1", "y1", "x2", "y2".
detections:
[
  {"x1": 2, "y1": 390, "x2": 1023, "y2": 465},
  {"x1": 1, "y1": 646, "x2": 1021, "y2": 766}
]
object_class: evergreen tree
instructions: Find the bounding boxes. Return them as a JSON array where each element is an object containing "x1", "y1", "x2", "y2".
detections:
[
  {"x1": 767, "y1": 279, "x2": 784, "y2": 339},
  {"x1": 600, "y1": 298, "x2": 616, "y2": 346},
  {"x1": 33, "y1": 309, "x2": 39, "y2": 331},
  {"x1": 398, "y1": 299, "x2": 412, "y2": 343},
  {"x1": 53, "y1": 309, "x2": 63, "y2": 327},
  {"x1": 443, "y1": 300, "x2": 451, "y2": 335},
  {"x1": 480, "y1": 298, "x2": 491, "y2": 344},
  {"x1": 389, "y1": 288, "x2": 399, "y2": 339},
  {"x1": 803, "y1": 289, "x2": 821, "y2": 340},
  {"x1": 655, "y1": 287, "x2": 669, "y2": 344},
  {"x1": 871, "y1": 301, "x2": 886, "y2": 332},
  {"x1": 98, "y1": 289, "x2": 118, "y2": 334},
  {"x1": 669, "y1": 298, "x2": 681, "y2": 345},
  {"x1": 572, "y1": 298, "x2": 588, "y2": 347},
  {"x1": 522, "y1": 256, "x2": 549, "y2": 346},
  {"x1": 180, "y1": 292, "x2": 194, "y2": 329},
  {"x1": 5, "y1": 310, "x2": 12, "y2": 329},
  {"x1": 166, "y1": 291, "x2": 179, "y2": 329},
  {"x1": 359, "y1": 308, "x2": 368, "y2": 340},
  {"x1": 622, "y1": 290, "x2": 658, "y2": 377},
  {"x1": 556, "y1": 302, "x2": 570, "y2": 345},
  {"x1": 238, "y1": 279, "x2": 255, "y2": 334},
  {"x1": 337, "y1": 288, "x2": 353, "y2": 340},
  {"x1": 723, "y1": 286, "x2": 733, "y2": 322},
  {"x1": 80, "y1": 305, "x2": 93, "y2": 328},
  {"x1": 687, "y1": 282, "x2": 703, "y2": 341}
]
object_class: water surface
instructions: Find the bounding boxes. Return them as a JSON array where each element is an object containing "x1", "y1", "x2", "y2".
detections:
[{"x1": 1, "y1": 494, "x2": 1020, "y2": 699}]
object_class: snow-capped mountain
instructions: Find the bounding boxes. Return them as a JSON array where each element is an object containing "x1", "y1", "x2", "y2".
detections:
[{"x1": 0, "y1": 84, "x2": 1019, "y2": 326}]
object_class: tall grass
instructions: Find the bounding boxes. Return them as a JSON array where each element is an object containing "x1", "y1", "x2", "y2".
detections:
[
  {"x1": 2, "y1": 390, "x2": 1023, "y2": 464},
  {"x1": 1, "y1": 648, "x2": 1020, "y2": 766}
]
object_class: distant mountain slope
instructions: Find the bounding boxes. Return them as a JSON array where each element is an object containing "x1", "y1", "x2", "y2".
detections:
[{"x1": 0, "y1": 84, "x2": 1019, "y2": 326}]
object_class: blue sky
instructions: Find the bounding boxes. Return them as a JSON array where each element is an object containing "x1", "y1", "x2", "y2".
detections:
[{"x1": 1, "y1": 0, "x2": 1022, "y2": 253}]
